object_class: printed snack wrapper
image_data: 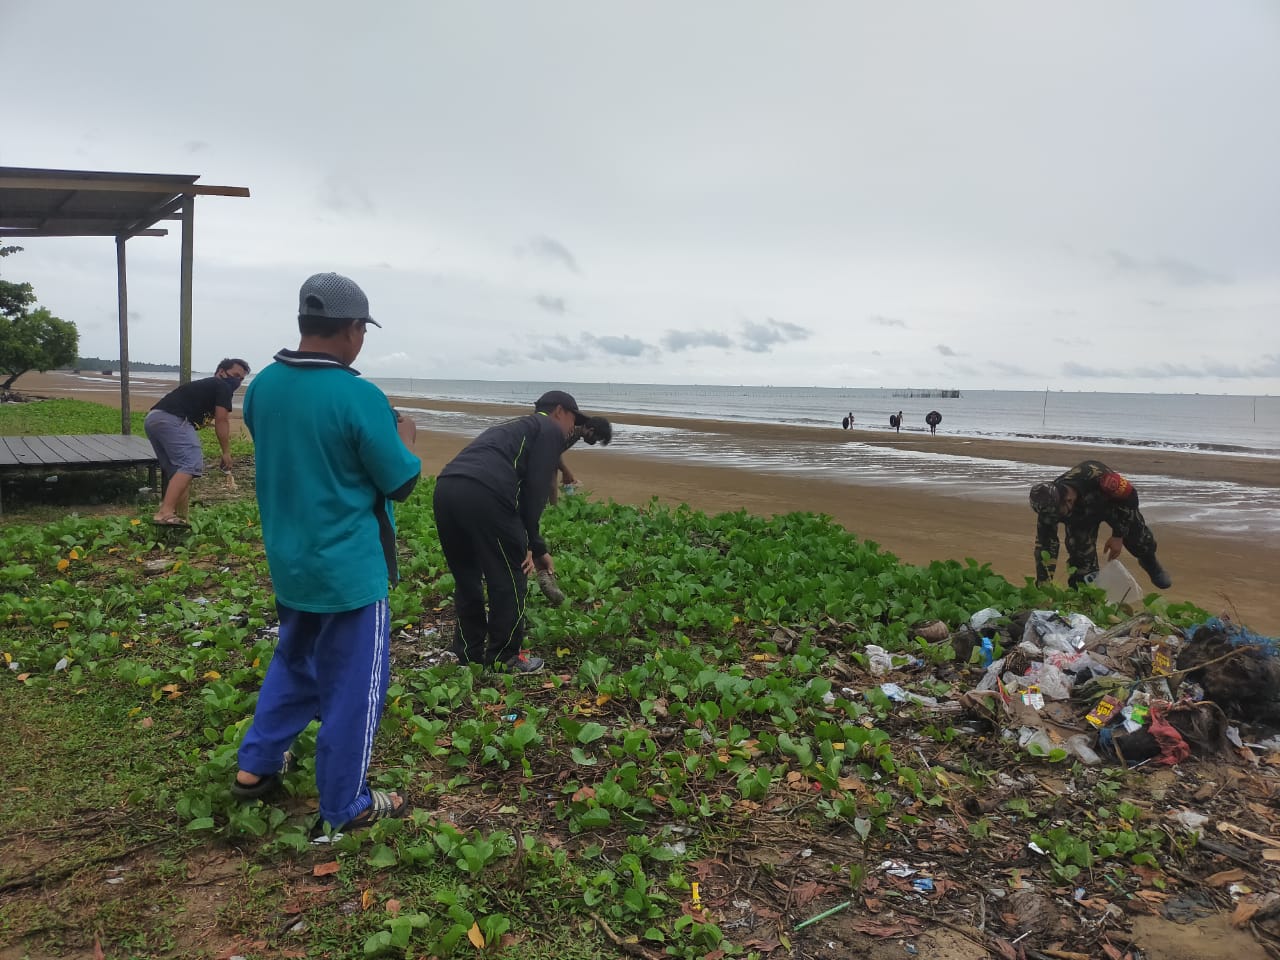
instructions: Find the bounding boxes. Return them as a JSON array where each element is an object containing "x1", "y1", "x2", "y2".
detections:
[{"x1": 1086, "y1": 695, "x2": 1121, "y2": 728}]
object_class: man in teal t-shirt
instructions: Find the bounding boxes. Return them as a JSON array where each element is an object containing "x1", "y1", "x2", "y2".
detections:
[{"x1": 232, "y1": 273, "x2": 421, "y2": 836}]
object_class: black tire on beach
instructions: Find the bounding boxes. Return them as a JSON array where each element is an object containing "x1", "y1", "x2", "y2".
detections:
[{"x1": 842, "y1": 417, "x2": 850, "y2": 430}]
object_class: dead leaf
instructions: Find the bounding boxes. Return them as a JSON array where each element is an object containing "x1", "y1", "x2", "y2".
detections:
[
  {"x1": 1232, "y1": 902, "x2": 1262, "y2": 928},
  {"x1": 1264, "y1": 849, "x2": 1280, "y2": 863},
  {"x1": 467, "y1": 922, "x2": 485, "y2": 949},
  {"x1": 313, "y1": 861, "x2": 340, "y2": 877},
  {"x1": 790, "y1": 881, "x2": 827, "y2": 908},
  {"x1": 1206, "y1": 868, "x2": 1247, "y2": 887},
  {"x1": 94, "y1": 936, "x2": 105, "y2": 960},
  {"x1": 572, "y1": 786, "x2": 596, "y2": 803},
  {"x1": 361, "y1": 888, "x2": 374, "y2": 911},
  {"x1": 386, "y1": 899, "x2": 401, "y2": 916},
  {"x1": 848, "y1": 920, "x2": 905, "y2": 937},
  {"x1": 139, "y1": 717, "x2": 154, "y2": 729}
]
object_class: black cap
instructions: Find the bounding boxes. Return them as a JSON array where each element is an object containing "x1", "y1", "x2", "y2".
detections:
[{"x1": 534, "y1": 389, "x2": 588, "y2": 425}]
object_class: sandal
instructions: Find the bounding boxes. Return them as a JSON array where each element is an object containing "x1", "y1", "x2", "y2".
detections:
[
  {"x1": 342, "y1": 789, "x2": 410, "y2": 832},
  {"x1": 152, "y1": 515, "x2": 191, "y2": 527},
  {"x1": 309, "y1": 788, "x2": 411, "y2": 843},
  {"x1": 231, "y1": 752, "x2": 296, "y2": 801}
]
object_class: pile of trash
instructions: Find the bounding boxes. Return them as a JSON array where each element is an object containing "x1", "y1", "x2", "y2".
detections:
[{"x1": 919, "y1": 593, "x2": 1280, "y2": 770}]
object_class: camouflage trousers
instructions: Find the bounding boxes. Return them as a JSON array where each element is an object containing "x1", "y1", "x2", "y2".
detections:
[{"x1": 1063, "y1": 505, "x2": 1159, "y2": 587}]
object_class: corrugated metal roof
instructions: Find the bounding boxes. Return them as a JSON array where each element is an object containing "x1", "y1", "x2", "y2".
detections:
[{"x1": 0, "y1": 166, "x2": 249, "y2": 238}]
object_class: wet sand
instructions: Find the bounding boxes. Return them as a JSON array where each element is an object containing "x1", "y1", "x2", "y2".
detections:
[{"x1": 14, "y1": 372, "x2": 1280, "y2": 633}]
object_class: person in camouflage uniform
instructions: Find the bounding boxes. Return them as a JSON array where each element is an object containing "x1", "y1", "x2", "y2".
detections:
[{"x1": 1029, "y1": 459, "x2": 1172, "y2": 590}]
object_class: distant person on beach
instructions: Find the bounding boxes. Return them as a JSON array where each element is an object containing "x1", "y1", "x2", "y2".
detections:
[
  {"x1": 842, "y1": 411, "x2": 854, "y2": 429},
  {"x1": 890, "y1": 411, "x2": 903, "y2": 433},
  {"x1": 434, "y1": 389, "x2": 595, "y2": 673},
  {"x1": 144, "y1": 357, "x2": 250, "y2": 525},
  {"x1": 232, "y1": 272, "x2": 420, "y2": 835},
  {"x1": 1029, "y1": 459, "x2": 1172, "y2": 591},
  {"x1": 925, "y1": 410, "x2": 941, "y2": 435}
]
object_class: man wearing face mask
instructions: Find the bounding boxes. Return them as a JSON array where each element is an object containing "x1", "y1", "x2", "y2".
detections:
[
  {"x1": 434, "y1": 390, "x2": 593, "y2": 673},
  {"x1": 144, "y1": 357, "x2": 250, "y2": 525},
  {"x1": 1029, "y1": 459, "x2": 1172, "y2": 590}
]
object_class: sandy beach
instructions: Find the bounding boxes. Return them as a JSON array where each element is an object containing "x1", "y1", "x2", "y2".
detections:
[{"x1": 15, "y1": 371, "x2": 1280, "y2": 634}]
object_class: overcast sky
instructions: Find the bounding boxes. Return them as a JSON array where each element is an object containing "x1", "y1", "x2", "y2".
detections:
[{"x1": 3, "y1": 1, "x2": 1278, "y2": 393}]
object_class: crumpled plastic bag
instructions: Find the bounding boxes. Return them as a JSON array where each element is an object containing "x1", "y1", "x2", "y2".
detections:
[
  {"x1": 1023, "y1": 610, "x2": 1098, "y2": 655},
  {"x1": 970, "y1": 607, "x2": 1004, "y2": 632},
  {"x1": 1021, "y1": 662, "x2": 1073, "y2": 701}
]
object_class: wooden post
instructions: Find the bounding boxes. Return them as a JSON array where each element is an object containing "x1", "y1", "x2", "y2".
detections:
[
  {"x1": 179, "y1": 195, "x2": 195, "y2": 383},
  {"x1": 116, "y1": 235, "x2": 131, "y2": 435}
]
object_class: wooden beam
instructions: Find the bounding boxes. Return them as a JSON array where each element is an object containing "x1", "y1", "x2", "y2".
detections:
[
  {"x1": 0, "y1": 175, "x2": 250, "y2": 197},
  {"x1": 121, "y1": 194, "x2": 186, "y2": 239},
  {"x1": 179, "y1": 197, "x2": 194, "y2": 384},
  {"x1": 0, "y1": 227, "x2": 168, "y2": 237},
  {"x1": 116, "y1": 236, "x2": 132, "y2": 435}
]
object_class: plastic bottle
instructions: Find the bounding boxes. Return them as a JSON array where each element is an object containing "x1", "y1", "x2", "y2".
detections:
[{"x1": 980, "y1": 637, "x2": 994, "y2": 667}]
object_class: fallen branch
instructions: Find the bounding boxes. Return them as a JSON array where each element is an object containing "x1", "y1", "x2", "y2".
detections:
[{"x1": 588, "y1": 911, "x2": 663, "y2": 960}]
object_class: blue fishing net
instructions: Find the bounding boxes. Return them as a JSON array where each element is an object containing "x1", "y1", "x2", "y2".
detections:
[{"x1": 1186, "y1": 616, "x2": 1279, "y2": 656}]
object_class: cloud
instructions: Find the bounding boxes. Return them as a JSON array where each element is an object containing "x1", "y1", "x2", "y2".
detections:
[
  {"x1": 318, "y1": 172, "x2": 375, "y2": 216},
  {"x1": 360, "y1": 350, "x2": 414, "y2": 369},
  {"x1": 533, "y1": 335, "x2": 591, "y2": 363},
  {"x1": 484, "y1": 348, "x2": 525, "y2": 367},
  {"x1": 662, "y1": 328, "x2": 733, "y2": 351},
  {"x1": 1107, "y1": 250, "x2": 1230, "y2": 287},
  {"x1": 935, "y1": 344, "x2": 958, "y2": 357},
  {"x1": 987, "y1": 359, "x2": 1037, "y2": 377},
  {"x1": 528, "y1": 332, "x2": 656, "y2": 362},
  {"x1": 523, "y1": 235, "x2": 580, "y2": 274},
  {"x1": 589, "y1": 334, "x2": 651, "y2": 357},
  {"x1": 1063, "y1": 355, "x2": 1280, "y2": 380},
  {"x1": 534, "y1": 294, "x2": 566, "y2": 314},
  {"x1": 869, "y1": 314, "x2": 906, "y2": 328},
  {"x1": 739, "y1": 318, "x2": 812, "y2": 353}
]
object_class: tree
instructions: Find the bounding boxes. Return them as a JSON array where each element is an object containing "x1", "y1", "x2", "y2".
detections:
[{"x1": 0, "y1": 247, "x2": 79, "y2": 393}]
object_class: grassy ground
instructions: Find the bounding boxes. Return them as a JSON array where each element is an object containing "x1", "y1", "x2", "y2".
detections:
[{"x1": 1, "y1": 399, "x2": 1234, "y2": 960}]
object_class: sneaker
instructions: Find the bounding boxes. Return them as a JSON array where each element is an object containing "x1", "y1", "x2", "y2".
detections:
[
  {"x1": 500, "y1": 651, "x2": 546, "y2": 674},
  {"x1": 1140, "y1": 557, "x2": 1173, "y2": 590},
  {"x1": 536, "y1": 569, "x2": 566, "y2": 606}
]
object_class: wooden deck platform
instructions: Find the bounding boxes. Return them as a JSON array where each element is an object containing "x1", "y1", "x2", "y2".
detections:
[{"x1": 0, "y1": 434, "x2": 158, "y2": 512}]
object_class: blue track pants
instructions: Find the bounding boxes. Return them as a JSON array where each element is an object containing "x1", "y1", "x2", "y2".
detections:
[{"x1": 238, "y1": 598, "x2": 390, "y2": 828}]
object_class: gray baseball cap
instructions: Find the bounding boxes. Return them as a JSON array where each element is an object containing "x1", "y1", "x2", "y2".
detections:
[{"x1": 298, "y1": 273, "x2": 381, "y2": 327}]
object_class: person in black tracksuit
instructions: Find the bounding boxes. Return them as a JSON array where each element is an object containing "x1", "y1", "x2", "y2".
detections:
[{"x1": 433, "y1": 390, "x2": 588, "y2": 673}]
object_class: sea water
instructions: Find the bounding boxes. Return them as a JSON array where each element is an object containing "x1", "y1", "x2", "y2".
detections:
[
  {"x1": 371, "y1": 379, "x2": 1280, "y2": 458},
  {"x1": 374, "y1": 379, "x2": 1280, "y2": 537}
]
